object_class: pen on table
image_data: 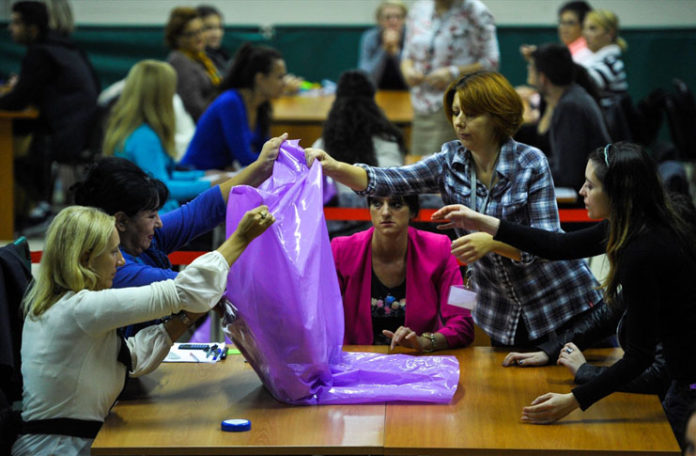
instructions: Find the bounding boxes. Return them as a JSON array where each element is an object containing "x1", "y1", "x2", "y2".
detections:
[
  {"x1": 189, "y1": 352, "x2": 200, "y2": 362},
  {"x1": 220, "y1": 348, "x2": 228, "y2": 360},
  {"x1": 212, "y1": 348, "x2": 222, "y2": 361}
]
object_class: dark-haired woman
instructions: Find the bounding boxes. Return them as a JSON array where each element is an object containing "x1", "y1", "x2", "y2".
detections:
[
  {"x1": 432, "y1": 142, "x2": 696, "y2": 449},
  {"x1": 180, "y1": 43, "x2": 286, "y2": 170},
  {"x1": 307, "y1": 71, "x2": 602, "y2": 348},
  {"x1": 73, "y1": 133, "x2": 286, "y2": 336},
  {"x1": 165, "y1": 7, "x2": 221, "y2": 122},
  {"x1": 312, "y1": 70, "x2": 405, "y2": 233},
  {"x1": 332, "y1": 194, "x2": 473, "y2": 351}
]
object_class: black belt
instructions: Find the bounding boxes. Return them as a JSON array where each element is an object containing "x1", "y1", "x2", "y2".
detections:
[{"x1": 20, "y1": 418, "x2": 102, "y2": 439}]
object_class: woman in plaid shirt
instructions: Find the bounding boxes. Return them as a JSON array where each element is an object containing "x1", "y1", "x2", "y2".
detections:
[{"x1": 306, "y1": 71, "x2": 602, "y2": 347}]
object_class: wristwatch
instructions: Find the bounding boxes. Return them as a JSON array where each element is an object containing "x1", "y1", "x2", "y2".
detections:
[{"x1": 422, "y1": 332, "x2": 437, "y2": 352}]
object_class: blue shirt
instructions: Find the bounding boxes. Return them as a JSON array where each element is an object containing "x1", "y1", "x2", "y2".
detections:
[
  {"x1": 115, "y1": 124, "x2": 210, "y2": 213},
  {"x1": 181, "y1": 89, "x2": 265, "y2": 170},
  {"x1": 356, "y1": 138, "x2": 603, "y2": 345},
  {"x1": 112, "y1": 186, "x2": 225, "y2": 337},
  {"x1": 113, "y1": 186, "x2": 224, "y2": 288}
]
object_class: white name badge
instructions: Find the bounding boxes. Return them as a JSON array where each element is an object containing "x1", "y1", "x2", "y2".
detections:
[{"x1": 447, "y1": 285, "x2": 478, "y2": 310}]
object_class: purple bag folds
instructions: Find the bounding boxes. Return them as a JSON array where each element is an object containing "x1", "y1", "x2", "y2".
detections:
[{"x1": 222, "y1": 140, "x2": 459, "y2": 405}]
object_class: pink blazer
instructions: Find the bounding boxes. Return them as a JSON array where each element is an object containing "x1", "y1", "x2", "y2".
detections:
[{"x1": 331, "y1": 227, "x2": 474, "y2": 347}]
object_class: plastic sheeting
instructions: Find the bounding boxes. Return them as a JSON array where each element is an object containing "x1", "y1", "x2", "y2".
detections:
[{"x1": 222, "y1": 140, "x2": 460, "y2": 405}]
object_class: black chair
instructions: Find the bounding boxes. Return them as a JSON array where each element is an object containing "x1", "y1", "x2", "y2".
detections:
[
  {"x1": 0, "y1": 238, "x2": 32, "y2": 455},
  {"x1": 599, "y1": 92, "x2": 635, "y2": 143},
  {"x1": 663, "y1": 78, "x2": 696, "y2": 160}
]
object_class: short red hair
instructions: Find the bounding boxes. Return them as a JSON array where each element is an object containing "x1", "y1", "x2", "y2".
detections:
[{"x1": 443, "y1": 71, "x2": 523, "y2": 145}]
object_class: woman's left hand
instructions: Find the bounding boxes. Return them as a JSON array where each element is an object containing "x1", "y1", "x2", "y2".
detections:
[
  {"x1": 382, "y1": 326, "x2": 425, "y2": 352},
  {"x1": 557, "y1": 342, "x2": 586, "y2": 376},
  {"x1": 451, "y1": 232, "x2": 495, "y2": 264},
  {"x1": 521, "y1": 392, "x2": 579, "y2": 424}
]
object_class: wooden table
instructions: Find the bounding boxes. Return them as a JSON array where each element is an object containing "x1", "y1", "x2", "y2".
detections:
[
  {"x1": 91, "y1": 347, "x2": 679, "y2": 455},
  {"x1": 270, "y1": 90, "x2": 412, "y2": 149},
  {"x1": 385, "y1": 347, "x2": 679, "y2": 456},
  {"x1": 91, "y1": 346, "x2": 386, "y2": 455},
  {"x1": 0, "y1": 108, "x2": 38, "y2": 240}
]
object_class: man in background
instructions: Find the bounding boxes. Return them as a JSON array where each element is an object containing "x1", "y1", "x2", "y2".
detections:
[
  {"x1": 527, "y1": 43, "x2": 609, "y2": 190},
  {"x1": 0, "y1": 1, "x2": 99, "y2": 227}
]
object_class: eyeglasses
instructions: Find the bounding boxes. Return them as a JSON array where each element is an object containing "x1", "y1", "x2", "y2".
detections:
[
  {"x1": 603, "y1": 144, "x2": 612, "y2": 166},
  {"x1": 181, "y1": 28, "x2": 203, "y2": 38},
  {"x1": 558, "y1": 20, "x2": 580, "y2": 27}
]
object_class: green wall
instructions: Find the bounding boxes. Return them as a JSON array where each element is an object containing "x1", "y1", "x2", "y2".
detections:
[{"x1": 1, "y1": 24, "x2": 695, "y2": 105}]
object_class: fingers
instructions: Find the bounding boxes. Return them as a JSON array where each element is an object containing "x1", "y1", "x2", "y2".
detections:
[
  {"x1": 435, "y1": 222, "x2": 456, "y2": 231},
  {"x1": 502, "y1": 352, "x2": 528, "y2": 367},
  {"x1": 304, "y1": 147, "x2": 327, "y2": 168},
  {"x1": 431, "y1": 205, "x2": 460, "y2": 221},
  {"x1": 383, "y1": 327, "x2": 417, "y2": 350},
  {"x1": 528, "y1": 392, "x2": 553, "y2": 407}
]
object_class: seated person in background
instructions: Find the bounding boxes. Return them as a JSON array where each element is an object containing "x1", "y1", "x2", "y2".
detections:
[
  {"x1": 520, "y1": 1, "x2": 594, "y2": 66},
  {"x1": 11, "y1": 205, "x2": 273, "y2": 456},
  {"x1": 72, "y1": 133, "x2": 286, "y2": 335},
  {"x1": 527, "y1": 44, "x2": 609, "y2": 190},
  {"x1": 358, "y1": 0, "x2": 408, "y2": 90},
  {"x1": 103, "y1": 60, "x2": 220, "y2": 213},
  {"x1": 331, "y1": 194, "x2": 474, "y2": 351},
  {"x1": 432, "y1": 142, "x2": 696, "y2": 449},
  {"x1": 165, "y1": 7, "x2": 220, "y2": 122},
  {"x1": 181, "y1": 43, "x2": 286, "y2": 170},
  {"x1": 312, "y1": 70, "x2": 405, "y2": 234},
  {"x1": 196, "y1": 4, "x2": 230, "y2": 73},
  {"x1": 581, "y1": 9, "x2": 628, "y2": 94},
  {"x1": 0, "y1": 1, "x2": 98, "y2": 222}
]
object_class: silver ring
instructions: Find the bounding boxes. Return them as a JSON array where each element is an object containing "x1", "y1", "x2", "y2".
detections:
[{"x1": 565, "y1": 347, "x2": 573, "y2": 354}]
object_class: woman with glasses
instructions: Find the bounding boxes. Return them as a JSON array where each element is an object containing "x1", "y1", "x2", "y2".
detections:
[
  {"x1": 306, "y1": 71, "x2": 602, "y2": 349},
  {"x1": 165, "y1": 6, "x2": 220, "y2": 121},
  {"x1": 432, "y1": 142, "x2": 696, "y2": 450}
]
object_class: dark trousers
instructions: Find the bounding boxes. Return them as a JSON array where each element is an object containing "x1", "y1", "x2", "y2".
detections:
[{"x1": 662, "y1": 380, "x2": 696, "y2": 451}]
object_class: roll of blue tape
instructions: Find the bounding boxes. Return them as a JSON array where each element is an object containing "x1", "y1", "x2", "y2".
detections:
[{"x1": 221, "y1": 418, "x2": 251, "y2": 432}]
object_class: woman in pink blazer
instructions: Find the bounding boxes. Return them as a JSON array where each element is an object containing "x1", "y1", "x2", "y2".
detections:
[{"x1": 331, "y1": 194, "x2": 474, "y2": 351}]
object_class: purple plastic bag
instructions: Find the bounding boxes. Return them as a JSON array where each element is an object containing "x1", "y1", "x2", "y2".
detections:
[{"x1": 222, "y1": 140, "x2": 460, "y2": 405}]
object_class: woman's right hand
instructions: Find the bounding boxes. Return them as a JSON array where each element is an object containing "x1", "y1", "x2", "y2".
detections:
[
  {"x1": 432, "y1": 204, "x2": 495, "y2": 233},
  {"x1": 234, "y1": 205, "x2": 275, "y2": 245},
  {"x1": 502, "y1": 351, "x2": 550, "y2": 367},
  {"x1": 305, "y1": 147, "x2": 340, "y2": 174}
]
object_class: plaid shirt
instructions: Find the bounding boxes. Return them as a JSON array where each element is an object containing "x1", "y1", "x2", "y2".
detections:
[{"x1": 356, "y1": 139, "x2": 602, "y2": 345}]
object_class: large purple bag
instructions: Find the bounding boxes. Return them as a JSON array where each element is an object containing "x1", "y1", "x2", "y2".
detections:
[{"x1": 222, "y1": 140, "x2": 459, "y2": 405}]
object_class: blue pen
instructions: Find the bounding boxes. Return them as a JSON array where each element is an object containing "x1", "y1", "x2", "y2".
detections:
[{"x1": 212, "y1": 349, "x2": 221, "y2": 361}]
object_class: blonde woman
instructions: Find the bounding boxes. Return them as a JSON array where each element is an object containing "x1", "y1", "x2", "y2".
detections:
[
  {"x1": 11, "y1": 204, "x2": 274, "y2": 456},
  {"x1": 582, "y1": 9, "x2": 628, "y2": 94},
  {"x1": 104, "y1": 60, "x2": 217, "y2": 213}
]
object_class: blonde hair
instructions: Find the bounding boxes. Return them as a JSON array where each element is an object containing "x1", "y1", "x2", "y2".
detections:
[
  {"x1": 103, "y1": 60, "x2": 177, "y2": 159},
  {"x1": 375, "y1": 0, "x2": 407, "y2": 21},
  {"x1": 23, "y1": 206, "x2": 115, "y2": 319},
  {"x1": 586, "y1": 9, "x2": 628, "y2": 51}
]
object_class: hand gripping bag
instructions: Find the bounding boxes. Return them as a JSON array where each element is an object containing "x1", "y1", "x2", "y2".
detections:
[{"x1": 222, "y1": 140, "x2": 459, "y2": 405}]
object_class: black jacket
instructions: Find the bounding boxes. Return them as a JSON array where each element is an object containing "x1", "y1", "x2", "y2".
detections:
[
  {"x1": 538, "y1": 296, "x2": 670, "y2": 398},
  {"x1": 0, "y1": 32, "x2": 99, "y2": 162}
]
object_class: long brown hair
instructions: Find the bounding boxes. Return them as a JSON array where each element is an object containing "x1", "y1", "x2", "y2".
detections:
[{"x1": 590, "y1": 142, "x2": 696, "y2": 302}]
